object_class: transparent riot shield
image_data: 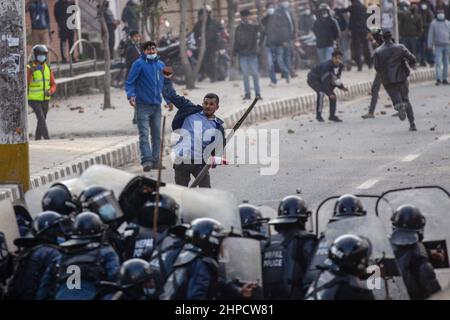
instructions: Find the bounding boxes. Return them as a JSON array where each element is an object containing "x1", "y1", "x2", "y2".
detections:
[
  {"x1": 304, "y1": 194, "x2": 410, "y2": 300},
  {"x1": 0, "y1": 198, "x2": 21, "y2": 251},
  {"x1": 376, "y1": 186, "x2": 450, "y2": 289},
  {"x1": 220, "y1": 237, "x2": 263, "y2": 288},
  {"x1": 160, "y1": 184, "x2": 242, "y2": 236}
]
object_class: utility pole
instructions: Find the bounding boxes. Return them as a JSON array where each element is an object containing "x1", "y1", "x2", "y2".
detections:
[{"x1": 0, "y1": 0, "x2": 30, "y2": 192}]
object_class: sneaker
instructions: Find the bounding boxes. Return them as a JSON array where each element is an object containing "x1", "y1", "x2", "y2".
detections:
[
  {"x1": 391, "y1": 112, "x2": 399, "y2": 117},
  {"x1": 436, "y1": 80, "x2": 441, "y2": 86},
  {"x1": 269, "y1": 82, "x2": 276, "y2": 88},
  {"x1": 316, "y1": 114, "x2": 325, "y2": 122},
  {"x1": 409, "y1": 123, "x2": 417, "y2": 131},
  {"x1": 255, "y1": 95, "x2": 263, "y2": 100},
  {"x1": 394, "y1": 103, "x2": 406, "y2": 121},
  {"x1": 151, "y1": 163, "x2": 166, "y2": 170},
  {"x1": 362, "y1": 112, "x2": 375, "y2": 119},
  {"x1": 443, "y1": 80, "x2": 449, "y2": 85},
  {"x1": 329, "y1": 115, "x2": 343, "y2": 122},
  {"x1": 143, "y1": 165, "x2": 152, "y2": 172},
  {"x1": 243, "y1": 94, "x2": 251, "y2": 100}
]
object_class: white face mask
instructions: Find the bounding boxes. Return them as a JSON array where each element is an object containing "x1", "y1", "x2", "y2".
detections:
[
  {"x1": 36, "y1": 55, "x2": 47, "y2": 63},
  {"x1": 421, "y1": 4, "x2": 427, "y2": 10},
  {"x1": 437, "y1": 13, "x2": 446, "y2": 20},
  {"x1": 267, "y1": 7, "x2": 275, "y2": 15},
  {"x1": 281, "y1": 1, "x2": 289, "y2": 9},
  {"x1": 305, "y1": 9, "x2": 311, "y2": 15},
  {"x1": 147, "y1": 53, "x2": 157, "y2": 60}
]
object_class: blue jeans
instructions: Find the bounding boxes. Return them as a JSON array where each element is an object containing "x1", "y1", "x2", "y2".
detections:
[
  {"x1": 435, "y1": 45, "x2": 450, "y2": 81},
  {"x1": 265, "y1": 47, "x2": 277, "y2": 84},
  {"x1": 136, "y1": 103, "x2": 161, "y2": 165},
  {"x1": 239, "y1": 55, "x2": 261, "y2": 96},
  {"x1": 275, "y1": 45, "x2": 291, "y2": 80},
  {"x1": 416, "y1": 34, "x2": 434, "y2": 65},
  {"x1": 317, "y1": 47, "x2": 334, "y2": 63}
]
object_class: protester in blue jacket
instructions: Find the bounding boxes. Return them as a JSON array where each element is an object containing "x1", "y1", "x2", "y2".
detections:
[{"x1": 125, "y1": 41, "x2": 166, "y2": 172}]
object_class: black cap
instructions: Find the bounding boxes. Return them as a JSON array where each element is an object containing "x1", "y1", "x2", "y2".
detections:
[{"x1": 240, "y1": 9, "x2": 251, "y2": 17}]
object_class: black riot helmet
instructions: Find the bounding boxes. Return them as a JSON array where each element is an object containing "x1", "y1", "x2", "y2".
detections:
[
  {"x1": 239, "y1": 204, "x2": 269, "y2": 240},
  {"x1": 328, "y1": 234, "x2": 372, "y2": 276},
  {"x1": 120, "y1": 259, "x2": 159, "y2": 291},
  {"x1": 136, "y1": 193, "x2": 179, "y2": 228},
  {"x1": 71, "y1": 212, "x2": 104, "y2": 240},
  {"x1": 42, "y1": 184, "x2": 79, "y2": 216},
  {"x1": 270, "y1": 195, "x2": 311, "y2": 226},
  {"x1": 333, "y1": 194, "x2": 366, "y2": 218},
  {"x1": 78, "y1": 185, "x2": 124, "y2": 223},
  {"x1": 33, "y1": 211, "x2": 68, "y2": 242},
  {"x1": 185, "y1": 218, "x2": 226, "y2": 258},
  {"x1": 391, "y1": 205, "x2": 426, "y2": 243}
]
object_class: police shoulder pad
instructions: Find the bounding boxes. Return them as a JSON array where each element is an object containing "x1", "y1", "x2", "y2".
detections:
[{"x1": 173, "y1": 250, "x2": 199, "y2": 268}]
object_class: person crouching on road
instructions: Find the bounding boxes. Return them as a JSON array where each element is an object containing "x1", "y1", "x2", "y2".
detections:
[
  {"x1": 162, "y1": 67, "x2": 227, "y2": 188},
  {"x1": 307, "y1": 50, "x2": 349, "y2": 122},
  {"x1": 125, "y1": 41, "x2": 167, "y2": 172},
  {"x1": 27, "y1": 44, "x2": 56, "y2": 140}
]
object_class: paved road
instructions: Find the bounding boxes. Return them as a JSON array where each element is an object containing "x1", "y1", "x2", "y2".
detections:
[{"x1": 124, "y1": 82, "x2": 450, "y2": 212}]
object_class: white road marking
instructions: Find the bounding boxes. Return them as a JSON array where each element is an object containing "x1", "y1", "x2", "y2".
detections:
[
  {"x1": 437, "y1": 134, "x2": 450, "y2": 142},
  {"x1": 356, "y1": 178, "x2": 380, "y2": 190},
  {"x1": 401, "y1": 154, "x2": 420, "y2": 162}
]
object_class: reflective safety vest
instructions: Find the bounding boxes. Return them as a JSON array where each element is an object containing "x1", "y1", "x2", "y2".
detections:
[{"x1": 27, "y1": 63, "x2": 51, "y2": 101}]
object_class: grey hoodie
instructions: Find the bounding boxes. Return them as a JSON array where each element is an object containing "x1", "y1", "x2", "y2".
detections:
[{"x1": 428, "y1": 19, "x2": 450, "y2": 47}]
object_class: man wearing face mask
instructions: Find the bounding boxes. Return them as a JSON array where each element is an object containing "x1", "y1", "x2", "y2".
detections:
[
  {"x1": 126, "y1": 41, "x2": 166, "y2": 172},
  {"x1": 428, "y1": 8, "x2": 450, "y2": 85},
  {"x1": 267, "y1": 1, "x2": 297, "y2": 82},
  {"x1": 313, "y1": 4, "x2": 340, "y2": 62},
  {"x1": 233, "y1": 10, "x2": 263, "y2": 100},
  {"x1": 398, "y1": 1, "x2": 423, "y2": 56},
  {"x1": 417, "y1": 1, "x2": 435, "y2": 67},
  {"x1": 261, "y1": 3, "x2": 278, "y2": 87},
  {"x1": 27, "y1": 44, "x2": 56, "y2": 140}
]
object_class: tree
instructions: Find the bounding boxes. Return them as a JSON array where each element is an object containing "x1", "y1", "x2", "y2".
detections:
[
  {"x1": 179, "y1": 0, "x2": 208, "y2": 89},
  {"x1": 97, "y1": 0, "x2": 112, "y2": 109},
  {"x1": 227, "y1": 0, "x2": 239, "y2": 80},
  {"x1": 141, "y1": 0, "x2": 167, "y2": 40}
]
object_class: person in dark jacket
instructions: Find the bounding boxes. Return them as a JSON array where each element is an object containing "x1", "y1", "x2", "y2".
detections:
[
  {"x1": 233, "y1": 10, "x2": 262, "y2": 100},
  {"x1": 398, "y1": 1, "x2": 423, "y2": 56},
  {"x1": 417, "y1": 0, "x2": 435, "y2": 66},
  {"x1": 125, "y1": 30, "x2": 142, "y2": 125},
  {"x1": 37, "y1": 212, "x2": 120, "y2": 300},
  {"x1": 27, "y1": 0, "x2": 51, "y2": 46},
  {"x1": 266, "y1": 1, "x2": 297, "y2": 82},
  {"x1": 373, "y1": 29, "x2": 417, "y2": 131},
  {"x1": 103, "y1": 1, "x2": 120, "y2": 58},
  {"x1": 390, "y1": 205, "x2": 441, "y2": 299},
  {"x1": 162, "y1": 68, "x2": 226, "y2": 188},
  {"x1": 193, "y1": 8, "x2": 224, "y2": 82},
  {"x1": 313, "y1": 4, "x2": 340, "y2": 62},
  {"x1": 6, "y1": 211, "x2": 65, "y2": 300},
  {"x1": 261, "y1": 3, "x2": 278, "y2": 87},
  {"x1": 121, "y1": 0, "x2": 140, "y2": 32},
  {"x1": 125, "y1": 41, "x2": 166, "y2": 172},
  {"x1": 362, "y1": 28, "x2": 385, "y2": 119},
  {"x1": 307, "y1": 50, "x2": 348, "y2": 122},
  {"x1": 335, "y1": 0, "x2": 372, "y2": 71},
  {"x1": 54, "y1": 0, "x2": 76, "y2": 63},
  {"x1": 434, "y1": 0, "x2": 450, "y2": 19}
]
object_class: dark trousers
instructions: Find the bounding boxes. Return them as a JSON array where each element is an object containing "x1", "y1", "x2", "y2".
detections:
[
  {"x1": 173, "y1": 164, "x2": 211, "y2": 188},
  {"x1": 29, "y1": 100, "x2": 50, "y2": 140},
  {"x1": 400, "y1": 37, "x2": 417, "y2": 56},
  {"x1": 368, "y1": 73, "x2": 382, "y2": 114},
  {"x1": 307, "y1": 78, "x2": 336, "y2": 117},
  {"x1": 108, "y1": 27, "x2": 115, "y2": 58},
  {"x1": 384, "y1": 81, "x2": 415, "y2": 125},
  {"x1": 416, "y1": 34, "x2": 434, "y2": 65},
  {"x1": 59, "y1": 28, "x2": 75, "y2": 62},
  {"x1": 351, "y1": 30, "x2": 372, "y2": 69}
]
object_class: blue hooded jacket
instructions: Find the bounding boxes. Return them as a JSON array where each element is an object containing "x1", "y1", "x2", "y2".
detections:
[{"x1": 125, "y1": 54, "x2": 166, "y2": 106}]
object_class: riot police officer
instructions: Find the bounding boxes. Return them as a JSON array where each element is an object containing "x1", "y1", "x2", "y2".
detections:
[
  {"x1": 330, "y1": 194, "x2": 366, "y2": 222},
  {"x1": 6, "y1": 211, "x2": 66, "y2": 300},
  {"x1": 41, "y1": 183, "x2": 79, "y2": 217},
  {"x1": 390, "y1": 205, "x2": 441, "y2": 299},
  {"x1": 238, "y1": 203, "x2": 269, "y2": 242},
  {"x1": 78, "y1": 185, "x2": 127, "y2": 260},
  {"x1": 305, "y1": 234, "x2": 375, "y2": 300},
  {"x1": 262, "y1": 195, "x2": 318, "y2": 299},
  {"x1": 98, "y1": 258, "x2": 161, "y2": 300},
  {"x1": 36, "y1": 212, "x2": 120, "y2": 300},
  {"x1": 160, "y1": 218, "x2": 255, "y2": 300}
]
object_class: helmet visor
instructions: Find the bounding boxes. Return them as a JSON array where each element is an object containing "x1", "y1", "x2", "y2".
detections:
[{"x1": 87, "y1": 191, "x2": 124, "y2": 222}]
